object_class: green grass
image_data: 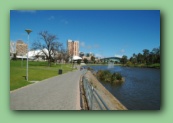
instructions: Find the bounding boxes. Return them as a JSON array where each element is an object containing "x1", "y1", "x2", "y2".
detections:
[
  {"x1": 122, "y1": 62, "x2": 160, "y2": 69},
  {"x1": 147, "y1": 63, "x2": 160, "y2": 68},
  {"x1": 10, "y1": 60, "x2": 75, "y2": 91}
]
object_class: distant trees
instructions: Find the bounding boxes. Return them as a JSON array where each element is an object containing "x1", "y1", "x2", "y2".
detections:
[
  {"x1": 77, "y1": 59, "x2": 81, "y2": 64},
  {"x1": 129, "y1": 53, "x2": 137, "y2": 65},
  {"x1": 79, "y1": 52, "x2": 84, "y2": 58},
  {"x1": 91, "y1": 56, "x2": 95, "y2": 63},
  {"x1": 54, "y1": 48, "x2": 70, "y2": 63},
  {"x1": 127, "y1": 46, "x2": 160, "y2": 65},
  {"x1": 137, "y1": 53, "x2": 144, "y2": 64},
  {"x1": 86, "y1": 53, "x2": 90, "y2": 57},
  {"x1": 120, "y1": 55, "x2": 128, "y2": 65},
  {"x1": 145, "y1": 47, "x2": 160, "y2": 64},
  {"x1": 143, "y1": 49, "x2": 150, "y2": 64},
  {"x1": 83, "y1": 58, "x2": 88, "y2": 64}
]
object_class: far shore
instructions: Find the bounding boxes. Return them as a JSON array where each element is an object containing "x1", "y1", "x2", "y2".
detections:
[{"x1": 82, "y1": 63, "x2": 160, "y2": 69}]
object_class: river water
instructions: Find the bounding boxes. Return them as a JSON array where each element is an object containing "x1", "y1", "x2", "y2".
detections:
[{"x1": 86, "y1": 65, "x2": 160, "y2": 110}]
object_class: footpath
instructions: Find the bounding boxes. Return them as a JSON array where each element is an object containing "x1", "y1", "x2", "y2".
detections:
[{"x1": 10, "y1": 69, "x2": 82, "y2": 110}]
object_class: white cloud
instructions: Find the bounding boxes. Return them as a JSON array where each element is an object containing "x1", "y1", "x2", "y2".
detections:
[
  {"x1": 95, "y1": 53, "x2": 104, "y2": 58},
  {"x1": 93, "y1": 44, "x2": 99, "y2": 48},
  {"x1": 48, "y1": 16, "x2": 55, "y2": 20},
  {"x1": 61, "y1": 19, "x2": 69, "y2": 24},
  {"x1": 86, "y1": 45, "x2": 92, "y2": 49},
  {"x1": 114, "y1": 49, "x2": 125, "y2": 58},
  {"x1": 80, "y1": 41, "x2": 99, "y2": 50},
  {"x1": 114, "y1": 54, "x2": 122, "y2": 58},
  {"x1": 120, "y1": 49, "x2": 125, "y2": 53},
  {"x1": 80, "y1": 42, "x2": 85, "y2": 47}
]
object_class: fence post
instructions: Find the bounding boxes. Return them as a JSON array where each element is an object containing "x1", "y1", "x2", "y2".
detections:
[{"x1": 91, "y1": 86, "x2": 94, "y2": 110}]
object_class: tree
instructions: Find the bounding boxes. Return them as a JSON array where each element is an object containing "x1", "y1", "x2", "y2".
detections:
[
  {"x1": 12, "y1": 53, "x2": 17, "y2": 60},
  {"x1": 79, "y1": 52, "x2": 84, "y2": 58},
  {"x1": 91, "y1": 56, "x2": 95, "y2": 63},
  {"x1": 137, "y1": 53, "x2": 144, "y2": 63},
  {"x1": 129, "y1": 53, "x2": 137, "y2": 65},
  {"x1": 77, "y1": 59, "x2": 81, "y2": 64},
  {"x1": 152, "y1": 47, "x2": 160, "y2": 63},
  {"x1": 32, "y1": 31, "x2": 63, "y2": 66},
  {"x1": 120, "y1": 55, "x2": 128, "y2": 65},
  {"x1": 133, "y1": 53, "x2": 137, "y2": 64},
  {"x1": 83, "y1": 58, "x2": 88, "y2": 64},
  {"x1": 143, "y1": 49, "x2": 150, "y2": 64},
  {"x1": 148, "y1": 51, "x2": 155, "y2": 64},
  {"x1": 86, "y1": 53, "x2": 90, "y2": 57},
  {"x1": 63, "y1": 50, "x2": 70, "y2": 63},
  {"x1": 129, "y1": 46, "x2": 160, "y2": 65},
  {"x1": 54, "y1": 48, "x2": 69, "y2": 63}
]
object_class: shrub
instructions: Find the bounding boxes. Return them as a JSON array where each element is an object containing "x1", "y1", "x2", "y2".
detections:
[
  {"x1": 115, "y1": 72, "x2": 122, "y2": 80},
  {"x1": 96, "y1": 70, "x2": 124, "y2": 84},
  {"x1": 103, "y1": 70, "x2": 112, "y2": 82},
  {"x1": 96, "y1": 70, "x2": 105, "y2": 80},
  {"x1": 87, "y1": 67, "x2": 92, "y2": 70},
  {"x1": 111, "y1": 73, "x2": 117, "y2": 82}
]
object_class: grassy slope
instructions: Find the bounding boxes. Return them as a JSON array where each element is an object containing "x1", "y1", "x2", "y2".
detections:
[{"x1": 10, "y1": 60, "x2": 74, "y2": 91}]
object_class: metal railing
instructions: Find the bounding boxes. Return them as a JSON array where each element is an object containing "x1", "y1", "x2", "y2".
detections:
[{"x1": 82, "y1": 75, "x2": 109, "y2": 110}]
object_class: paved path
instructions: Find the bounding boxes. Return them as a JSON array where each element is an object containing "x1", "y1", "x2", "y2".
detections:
[{"x1": 10, "y1": 68, "x2": 83, "y2": 110}]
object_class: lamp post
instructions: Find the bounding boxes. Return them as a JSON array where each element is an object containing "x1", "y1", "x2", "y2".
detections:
[{"x1": 25, "y1": 29, "x2": 32, "y2": 81}]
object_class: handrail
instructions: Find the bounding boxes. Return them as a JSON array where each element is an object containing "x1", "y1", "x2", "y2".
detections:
[
  {"x1": 93, "y1": 89, "x2": 109, "y2": 110},
  {"x1": 82, "y1": 74, "x2": 109, "y2": 110}
]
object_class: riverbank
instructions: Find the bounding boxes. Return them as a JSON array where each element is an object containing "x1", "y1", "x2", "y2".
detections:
[
  {"x1": 83, "y1": 70, "x2": 127, "y2": 110},
  {"x1": 85, "y1": 63, "x2": 160, "y2": 69},
  {"x1": 121, "y1": 63, "x2": 160, "y2": 69}
]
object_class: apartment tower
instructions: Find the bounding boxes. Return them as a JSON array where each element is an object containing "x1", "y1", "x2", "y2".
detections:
[
  {"x1": 67, "y1": 39, "x2": 79, "y2": 56},
  {"x1": 16, "y1": 40, "x2": 28, "y2": 56}
]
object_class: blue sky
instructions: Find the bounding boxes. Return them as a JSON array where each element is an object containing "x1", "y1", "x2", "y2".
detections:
[{"x1": 10, "y1": 10, "x2": 160, "y2": 58}]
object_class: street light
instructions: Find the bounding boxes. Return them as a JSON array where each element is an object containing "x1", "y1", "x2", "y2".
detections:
[{"x1": 25, "y1": 29, "x2": 32, "y2": 81}]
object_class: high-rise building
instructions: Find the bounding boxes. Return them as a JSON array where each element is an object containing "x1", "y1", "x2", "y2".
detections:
[
  {"x1": 16, "y1": 40, "x2": 28, "y2": 56},
  {"x1": 67, "y1": 39, "x2": 79, "y2": 56}
]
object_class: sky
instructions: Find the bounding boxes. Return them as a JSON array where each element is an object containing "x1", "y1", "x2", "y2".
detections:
[{"x1": 10, "y1": 10, "x2": 160, "y2": 58}]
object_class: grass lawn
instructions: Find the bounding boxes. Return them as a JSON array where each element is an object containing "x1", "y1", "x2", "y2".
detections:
[
  {"x1": 10, "y1": 60, "x2": 75, "y2": 91},
  {"x1": 147, "y1": 63, "x2": 160, "y2": 68},
  {"x1": 131, "y1": 63, "x2": 160, "y2": 68}
]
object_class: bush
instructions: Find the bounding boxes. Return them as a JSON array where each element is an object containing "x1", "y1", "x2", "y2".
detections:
[
  {"x1": 87, "y1": 67, "x2": 93, "y2": 70},
  {"x1": 126, "y1": 61, "x2": 133, "y2": 67},
  {"x1": 103, "y1": 70, "x2": 112, "y2": 82},
  {"x1": 96, "y1": 70, "x2": 124, "y2": 84},
  {"x1": 115, "y1": 73, "x2": 122, "y2": 80},
  {"x1": 77, "y1": 59, "x2": 81, "y2": 64}
]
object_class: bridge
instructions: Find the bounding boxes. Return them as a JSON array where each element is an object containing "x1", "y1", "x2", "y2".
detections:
[{"x1": 100, "y1": 57, "x2": 121, "y2": 63}]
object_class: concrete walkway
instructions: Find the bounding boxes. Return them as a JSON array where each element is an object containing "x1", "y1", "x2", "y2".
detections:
[{"x1": 10, "y1": 68, "x2": 82, "y2": 110}]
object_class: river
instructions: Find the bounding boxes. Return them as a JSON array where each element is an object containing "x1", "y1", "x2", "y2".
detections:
[{"x1": 85, "y1": 65, "x2": 160, "y2": 110}]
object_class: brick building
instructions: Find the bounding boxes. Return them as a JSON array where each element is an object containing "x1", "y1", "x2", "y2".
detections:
[
  {"x1": 16, "y1": 40, "x2": 27, "y2": 56},
  {"x1": 67, "y1": 39, "x2": 79, "y2": 56}
]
